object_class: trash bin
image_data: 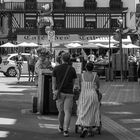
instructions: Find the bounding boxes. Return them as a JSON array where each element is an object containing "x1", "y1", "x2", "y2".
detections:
[
  {"x1": 38, "y1": 71, "x2": 58, "y2": 115},
  {"x1": 43, "y1": 74, "x2": 58, "y2": 115},
  {"x1": 128, "y1": 62, "x2": 137, "y2": 81}
]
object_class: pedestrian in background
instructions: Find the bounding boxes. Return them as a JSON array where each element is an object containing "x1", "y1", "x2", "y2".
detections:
[
  {"x1": 34, "y1": 48, "x2": 52, "y2": 86},
  {"x1": 52, "y1": 52, "x2": 77, "y2": 137},
  {"x1": 76, "y1": 62, "x2": 100, "y2": 138},
  {"x1": 27, "y1": 50, "x2": 37, "y2": 82},
  {"x1": 15, "y1": 52, "x2": 23, "y2": 83},
  {"x1": 88, "y1": 51, "x2": 96, "y2": 63}
]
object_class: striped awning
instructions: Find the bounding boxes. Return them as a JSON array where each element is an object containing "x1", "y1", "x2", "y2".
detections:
[{"x1": 88, "y1": 36, "x2": 132, "y2": 45}]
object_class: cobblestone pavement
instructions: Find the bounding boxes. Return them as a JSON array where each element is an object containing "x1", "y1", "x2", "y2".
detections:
[
  {"x1": 100, "y1": 80, "x2": 140, "y2": 140},
  {"x1": 0, "y1": 74, "x2": 140, "y2": 140}
]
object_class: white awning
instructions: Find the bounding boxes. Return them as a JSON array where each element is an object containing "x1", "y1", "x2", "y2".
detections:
[
  {"x1": 88, "y1": 36, "x2": 132, "y2": 44},
  {"x1": 0, "y1": 42, "x2": 17, "y2": 48}
]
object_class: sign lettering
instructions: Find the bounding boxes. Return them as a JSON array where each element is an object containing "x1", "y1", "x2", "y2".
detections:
[{"x1": 17, "y1": 34, "x2": 108, "y2": 44}]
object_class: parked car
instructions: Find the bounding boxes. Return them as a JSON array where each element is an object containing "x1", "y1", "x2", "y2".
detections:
[{"x1": 0, "y1": 53, "x2": 38, "y2": 77}]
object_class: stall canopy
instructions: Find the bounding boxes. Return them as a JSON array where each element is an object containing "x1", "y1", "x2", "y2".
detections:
[
  {"x1": 29, "y1": 42, "x2": 39, "y2": 47},
  {"x1": 77, "y1": 43, "x2": 99, "y2": 49},
  {"x1": 65, "y1": 43, "x2": 82, "y2": 49},
  {"x1": 53, "y1": 44, "x2": 68, "y2": 50},
  {"x1": 17, "y1": 42, "x2": 39, "y2": 47},
  {"x1": 0, "y1": 42, "x2": 17, "y2": 48},
  {"x1": 88, "y1": 36, "x2": 132, "y2": 45},
  {"x1": 124, "y1": 44, "x2": 140, "y2": 49}
]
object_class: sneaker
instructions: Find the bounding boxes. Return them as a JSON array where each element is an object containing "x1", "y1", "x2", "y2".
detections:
[
  {"x1": 58, "y1": 127, "x2": 63, "y2": 133},
  {"x1": 63, "y1": 130, "x2": 69, "y2": 137}
]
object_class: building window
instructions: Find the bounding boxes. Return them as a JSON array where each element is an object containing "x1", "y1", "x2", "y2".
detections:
[
  {"x1": 25, "y1": 20, "x2": 36, "y2": 28},
  {"x1": 84, "y1": 0, "x2": 97, "y2": 10},
  {"x1": 53, "y1": 0, "x2": 66, "y2": 10},
  {"x1": 84, "y1": 14, "x2": 96, "y2": 29},
  {"x1": 54, "y1": 20, "x2": 64, "y2": 29},
  {"x1": 110, "y1": 18, "x2": 119, "y2": 29}
]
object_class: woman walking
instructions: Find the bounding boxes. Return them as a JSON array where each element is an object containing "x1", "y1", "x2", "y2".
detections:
[
  {"x1": 76, "y1": 62, "x2": 100, "y2": 138},
  {"x1": 15, "y1": 52, "x2": 23, "y2": 83}
]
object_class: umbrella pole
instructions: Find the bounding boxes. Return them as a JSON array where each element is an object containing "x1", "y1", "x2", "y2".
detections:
[{"x1": 108, "y1": 33, "x2": 111, "y2": 81}]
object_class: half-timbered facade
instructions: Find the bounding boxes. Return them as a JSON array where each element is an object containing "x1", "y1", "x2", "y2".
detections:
[{"x1": 0, "y1": 0, "x2": 138, "y2": 45}]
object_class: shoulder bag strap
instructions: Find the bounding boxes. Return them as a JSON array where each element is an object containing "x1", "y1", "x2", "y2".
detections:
[{"x1": 92, "y1": 72, "x2": 97, "y2": 83}]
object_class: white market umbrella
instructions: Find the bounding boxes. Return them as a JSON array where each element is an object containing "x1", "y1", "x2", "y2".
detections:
[
  {"x1": 95, "y1": 43, "x2": 109, "y2": 48},
  {"x1": 17, "y1": 42, "x2": 31, "y2": 47},
  {"x1": 124, "y1": 44, "x2": 140, "y2": 49},
  {"x1": 88, "y1": 36, "x2": 131, "y2": 44},
  {"x1": 107, "y1": 43, "x2": 119, "y2": 48},
  {"x1": 88, "y1": 36, "x2": 118, "y2": 44},
  {"x1": 29, "y1": 42, "x2": 39, "y2": 47},
  {"x1": 113, "y1": 43, "x2": 138, "y2": 49},
  {"x1": 0, "y1": 42, "x2": 17, "y2": 48},
  {"x1": 17, "y1": 42, "x2": 39, "y2": 48},
  {"x1": 76, "y1": 43, "x2": 99, "y2": 49},
  {"x1": 53, "y1": 44, "x2": 68, "y2": 50},
  {"x1": 65, "y1": 43, "x2": 82, "y2": 49}
]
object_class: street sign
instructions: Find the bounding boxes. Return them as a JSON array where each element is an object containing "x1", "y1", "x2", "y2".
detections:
[{"x1": 47, "y1": 30, "x2": 55, "y2": 42}]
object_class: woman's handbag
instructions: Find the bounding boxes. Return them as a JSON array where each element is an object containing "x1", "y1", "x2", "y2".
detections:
[{"x1": 53, "y1": 66, "x2": 70, "y2": 100}]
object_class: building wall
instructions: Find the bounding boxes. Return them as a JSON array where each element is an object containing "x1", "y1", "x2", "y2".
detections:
[
  {"x1": 1, "y1": 0, "x2": 138, "y2": 33},
  {"x1": 65, "y1": 0, "x2": 136, "y2": 29}
]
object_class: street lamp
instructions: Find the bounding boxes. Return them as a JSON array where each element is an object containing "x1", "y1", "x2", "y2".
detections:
[{"x1": 117, "y1": 16, "x2": 123, "y2": 82}]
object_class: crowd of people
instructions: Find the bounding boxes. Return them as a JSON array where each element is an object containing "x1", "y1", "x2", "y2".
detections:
[
  {"x1": 15, "y1": 48, "x2": 100, "y2": 138},
  {"x1": 13, "y1": 47, "x2": 140, "y2": 138},
  {"x1": 52, "y1": 51, "x2": 101, "y2": 137}
]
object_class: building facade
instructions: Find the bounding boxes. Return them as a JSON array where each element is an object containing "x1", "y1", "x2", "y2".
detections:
[{"x1": 0, "y1": 0, "x2": 138, "y2": 45}]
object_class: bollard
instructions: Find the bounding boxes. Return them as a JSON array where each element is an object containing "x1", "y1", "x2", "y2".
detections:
[{"x1": 32, "y1": 96, "x2": 38, "y2": 113}]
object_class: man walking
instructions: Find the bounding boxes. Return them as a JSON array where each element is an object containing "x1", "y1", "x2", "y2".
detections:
[{"x1": 52, "y1": 52, "x2": 77, "y2": 137}]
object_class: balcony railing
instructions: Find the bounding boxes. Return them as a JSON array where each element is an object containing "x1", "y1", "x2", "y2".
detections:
[
  {"x1": 0, "y1": 2, "x2": 52, "y2": 11},
  {"x1": 0, "y1": 2, "x2": 128, "y2": 36}
]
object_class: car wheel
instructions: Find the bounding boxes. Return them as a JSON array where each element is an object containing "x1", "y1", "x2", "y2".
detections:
[{"x1": 7, "y1": 67, "x2": 17, "y2": 77}]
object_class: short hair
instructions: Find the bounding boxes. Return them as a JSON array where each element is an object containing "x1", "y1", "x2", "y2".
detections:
[
  {"x1": 61, "y1": 52, "x2": 70, "y2": 62},
  {"x1": 85, "y1": 62, "x2": 94, "y2": 71}
]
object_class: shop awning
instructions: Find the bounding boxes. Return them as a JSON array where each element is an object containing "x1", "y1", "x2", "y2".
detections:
[
  {"x1": 88, "y1": 36, "x2": 132, "y2": 45},
  {"x1": 17, "y1": 42, "x2": 39, "y2": 47},
  {"x1": 0, "y1": 42, "x2": 17, "y2": 48}
]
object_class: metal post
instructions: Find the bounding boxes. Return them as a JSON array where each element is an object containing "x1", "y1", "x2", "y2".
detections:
[
  {"x1": 119, "y1": 24, "x2": 123, "y2": 82},
  {"x1": 108, "y1": 33, "x2": 111, "y2": 81},
  {"x1": 50, "y1": 40, "x2": 52, "y2": 53},
  {"x1": 117, "y1": 16, "x2": 123, "y2": 82},
  {"x1": 37, "y1": 24, "x2": 40, "y2": 46},
  {"x1": 37, "y1": 11, "x2": 41, "y2": 46}
]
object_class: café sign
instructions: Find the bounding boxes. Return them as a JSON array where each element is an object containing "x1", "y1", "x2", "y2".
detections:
[{"x1": 17, "y1": 34, "x2": 107, "y2": 44}]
